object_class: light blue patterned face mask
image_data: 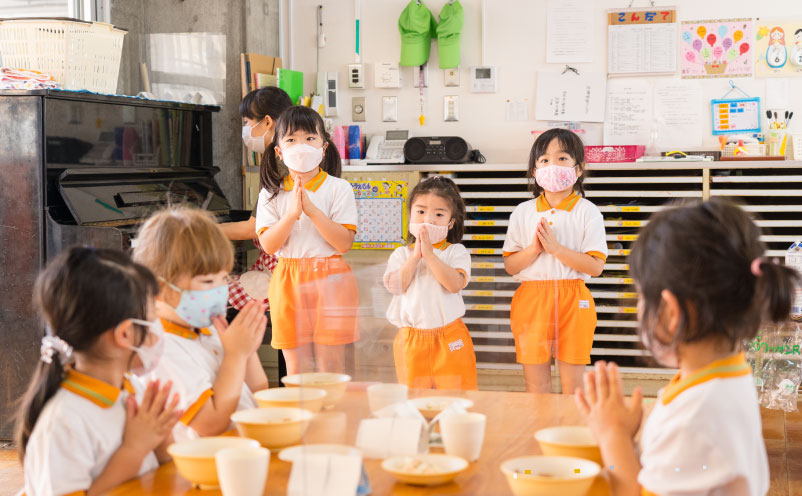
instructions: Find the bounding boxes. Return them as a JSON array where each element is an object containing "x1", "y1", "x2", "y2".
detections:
[{"x1": 162, "y1": 279, "x2": 228, "y2": 329}]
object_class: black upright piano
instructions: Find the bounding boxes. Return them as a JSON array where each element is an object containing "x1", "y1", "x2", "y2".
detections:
[{"x1": 0, "y1": 89, "x2": 238, "y2": 438}]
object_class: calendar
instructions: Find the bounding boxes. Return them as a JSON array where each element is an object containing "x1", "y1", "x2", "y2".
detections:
[{"x1": 350, "y1": 180, "x2": 408, "y2": 250}]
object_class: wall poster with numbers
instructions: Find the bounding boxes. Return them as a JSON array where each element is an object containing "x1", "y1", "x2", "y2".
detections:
[{"x1": 349, "y1": 180, "x2": 408, "y2": 250}]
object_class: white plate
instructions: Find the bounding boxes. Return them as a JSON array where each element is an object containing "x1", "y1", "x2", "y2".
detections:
[
  {"x1": 382, "y1": 454, "x2": 468, "y2": 486},
  {"x1": 278, "y1": 444, "x2": 362, "y2": 463}
]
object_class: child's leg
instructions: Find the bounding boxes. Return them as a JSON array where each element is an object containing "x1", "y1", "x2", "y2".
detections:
[
  {"x1": 283, "y1": 343, "x2": 314, "y2": 375},
  {"x1": 522, "y1": 362, "x2": 552, "y2": 393},
  {"x1": 394, "y1": 328, "x2": 436, "y2": 388},
  {"x1": 556, "y1": 360, "x2": 585, "y2": 395},
  {"x1": 313, "y1": 343, "x2": 346, "y2": 373},
  {"x1": 431, "y1": 320, "x2": 478, "y2": 390}
]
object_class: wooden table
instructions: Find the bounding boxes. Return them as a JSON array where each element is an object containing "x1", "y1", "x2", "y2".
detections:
[{"x1": 111, "y1": 385, "x2": 616, "y2": 495}]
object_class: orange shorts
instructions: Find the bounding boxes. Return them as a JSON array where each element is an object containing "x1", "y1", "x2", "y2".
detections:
[
  {"x1": 510, "y1": 279, "x2": 596, "y2": 365},
  {"x1": 268, "y1": 256, "x2": 359, "y2": 349},
  {"x1": 393, "y1": 318, "x2": 478, "y2": 390}
]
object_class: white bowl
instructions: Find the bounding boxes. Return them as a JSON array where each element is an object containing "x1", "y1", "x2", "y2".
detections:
[
  {"x1": 231, "y1": 407, "x2": 314, "y2": 450},
  {"x1": 409, "y1": 396, "x2": 474, "y2": 420},
  {"x1": 534, "y1": 426, "x2": 602, "y2": 465},
  {"x1": 281, "y1": 373, "x2": 351, "y2": 407},
  {"x1": 254, "y1": 387, "x2": 328, "y2": 413},
  {"x1": 382, "y1": 454, "x2": 469, "y2": 486},
  {"x1": 278, "y1": 444, "x2": 362, "y2": 463},
  {"x1": 500, "y1": 456, "x2": 600, "y2": 496},
  {"x1": 167, "y1": 436, "x2": 260, "y2": 489}
]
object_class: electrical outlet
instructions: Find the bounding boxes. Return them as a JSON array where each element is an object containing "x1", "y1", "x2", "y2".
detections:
[
  {"x1": 444, "y1": 96, "x2": 459, "y2": 121},
  {"x1": 352, "y1": 96, "x2": 366, "y2": 122},
  {"x1": 382, "y1": 96, "x2": 398, "y2": 122},
  {"x1": 348, "y1": 64, "x2": 365, "y2": 89},
  {"x1": 444, "y1": 68, "x2": 460, "y2": 87},
  {"x1": 413, "y1": 63, "x2": 429, "y2": 87}
]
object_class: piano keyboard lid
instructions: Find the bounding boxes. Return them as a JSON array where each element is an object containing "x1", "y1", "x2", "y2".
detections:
[{"x1": 57, "y1": 167, "x2": 231, "y2": 227}]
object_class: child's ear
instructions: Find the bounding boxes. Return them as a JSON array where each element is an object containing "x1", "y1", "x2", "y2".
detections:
[
  {"x1": 113, "y1": 319, "x2": 136, "y2": 348},
  {"x1": 448, "y1": 218, "x2": 455, "y2": 230},
  {"x1": 659, "y1": 289, "x2": 681, "y2": 341},
  {"x1": 575, "y1": 163, "x2": 585, "y2": 178}
]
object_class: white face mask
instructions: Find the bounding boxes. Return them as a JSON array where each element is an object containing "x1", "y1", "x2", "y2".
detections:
[
  {"x1": 128, "y1": 318, "x2": 166, "y2": 376},
  {"x1": 281, "y1": 143, "x2": 324, "y2": 173},
  {"x1": 242, "y1": 124, "x2": 267, "y2": 153},
  {"x1": 408, "y1": 222, "x2": 450, "y2": 244}
]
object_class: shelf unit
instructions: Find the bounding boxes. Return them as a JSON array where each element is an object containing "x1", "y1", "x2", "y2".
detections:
[{"x1": 343, "y1": 161, "x2": 802, "y2": 375}]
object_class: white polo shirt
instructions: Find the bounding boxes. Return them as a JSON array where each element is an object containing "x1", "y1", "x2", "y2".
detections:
[
  {"x1": 383, "y1": 241, "x2": 471, "y2": 329},
  {"x1": 255, "y1": 171, "x2": 358, "y2": 258},
  {"x1": 150, "y1": 320, "x2": 257, "y2": 442},
  {"x1": 502, "y1": 192, "x2": 607, "y2": 281},
  {"x1": 24, "y1": 369, "x2": 159, "y2": 496},
  {"x1": 639, "y1": 353, "x2": 769, "y2": 496}
]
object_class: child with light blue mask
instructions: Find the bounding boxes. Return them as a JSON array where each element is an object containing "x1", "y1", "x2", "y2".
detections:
[{"x1": 133, "y1": 206, "x2": 269, "y2": 441}]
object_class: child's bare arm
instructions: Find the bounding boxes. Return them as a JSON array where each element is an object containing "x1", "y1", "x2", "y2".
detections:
[
  {"x1": 384, "y1": 248, "x2": 421, "y2": 295},
  {"x1": 419, "y1": 227, "x2": 465, "y2": 294}
]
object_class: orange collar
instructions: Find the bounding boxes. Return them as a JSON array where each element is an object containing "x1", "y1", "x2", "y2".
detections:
[
  {"x1": 411, "y1": 240, "x2": 450, "y2": 251},
  {"x1": 660, "y1": 352, "x2": 751, "y2": 405},
  {"x1": 160, "y1": 318, "x2": 212, "y2": 340},
  {"x1": 535, "y1": 191, "x2": 580, "y2": 212},
  {"x1": 283, "y1": 170, "x2": 328, "y2": 192},
  {"x1": 61, "y1": 368, "x2": 134, "y2": 409}
]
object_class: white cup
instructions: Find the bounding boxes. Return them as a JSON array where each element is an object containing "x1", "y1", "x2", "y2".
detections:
[
  {"x1": 440, "y1": 412, "x2": 486, "y2": 462},
  {"x1": 215, "y1": 446, "x2": 270, "y2": 496},
  {"x1": 367, "y1": 383, "x2": 408, "y2": 414}
]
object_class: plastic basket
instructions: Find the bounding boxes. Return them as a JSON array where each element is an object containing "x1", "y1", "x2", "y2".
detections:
[
  {"x1": 584, "y1": 145, "x2": 645, "y2": 163},
  {"x1": 793, "y1": 135, "x2": 802, "y2": 161},
  {"x1": 0, "y1": 18, "x2": 125, "y2": 94}
]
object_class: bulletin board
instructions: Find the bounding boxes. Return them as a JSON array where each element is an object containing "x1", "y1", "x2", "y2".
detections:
[
  {"x1": 607, "y1": 7, "x2": 678, "y2": 76},
  {"x1": 350, "y1": 180, "x2": 407, "y2": 250},
  {"x1": 711, "y1": 97, "x2": 761, "y2": 135},
  {"x1": 755, "y1": 19, "x2": 802, "y2": 77}
]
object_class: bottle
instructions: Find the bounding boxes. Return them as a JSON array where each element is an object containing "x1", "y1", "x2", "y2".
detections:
[{"x1": 786, "y1": 241, "x2": 802, "y2": 319}]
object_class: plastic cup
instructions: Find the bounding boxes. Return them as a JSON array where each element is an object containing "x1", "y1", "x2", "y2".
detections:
[
  {"x1": 440, "y1": 412, "x2": 486, "y2": 462},
  {"x1": 215, "y1": 446, "x2": 269, "y2": 496}
]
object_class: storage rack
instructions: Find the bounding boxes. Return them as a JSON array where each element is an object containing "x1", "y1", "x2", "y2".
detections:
[{"x1": 343, "y1": 161, "x2": 802, "y2": 375}]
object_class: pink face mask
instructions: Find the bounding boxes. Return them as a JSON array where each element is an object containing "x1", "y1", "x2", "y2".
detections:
[
  {"x1": 408, "y1": 222, "x2": 449, "y2": 244},
  {"x1": 535, "y1": 165, "x2": 577, "y2": 193}
]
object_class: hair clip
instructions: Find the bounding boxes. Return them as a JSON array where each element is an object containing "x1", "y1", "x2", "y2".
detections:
[
  {"x1": 750, "y1": 258, "x2": 763, "y2": 277},
  {"x1": 40, "y1": 334, "x2": 73, "y2": 365}
]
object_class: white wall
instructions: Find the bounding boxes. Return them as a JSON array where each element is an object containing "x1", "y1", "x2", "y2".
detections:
[{"x1": 288, "y1": 0, "x2": 802, "y2": 163}]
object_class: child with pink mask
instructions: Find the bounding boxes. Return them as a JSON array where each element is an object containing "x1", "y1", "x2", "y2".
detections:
[
  {"x1": 384, "y1": 176, "x2": 478, "y2": 390},
  {"x1": 503, "y1": 129, "x2": 607, "y2": 394}
]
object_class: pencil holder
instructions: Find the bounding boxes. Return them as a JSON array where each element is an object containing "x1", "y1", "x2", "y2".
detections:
[{"x1": 768, "y1": 131, "x2": 788, "y2": 157}]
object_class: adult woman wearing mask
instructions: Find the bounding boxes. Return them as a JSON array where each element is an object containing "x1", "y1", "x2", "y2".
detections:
[
  {"x1": 221, "y1": 87, "x2": 293, "y2": 312},
  {"x1": 222, "y1": 87, "x2": 293, "y2": 381}
]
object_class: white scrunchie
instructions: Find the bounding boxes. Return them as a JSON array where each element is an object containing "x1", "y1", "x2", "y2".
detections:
[{"x1": 40, "y1": 333, "x2": 73, "y2": 365}]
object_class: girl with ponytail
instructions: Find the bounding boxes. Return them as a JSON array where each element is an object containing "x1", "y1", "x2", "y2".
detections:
[
  {"x1": 573, "y1": 198, "x2": 799, "y2": 496},
  {"x1": 255, "y1": 106, "x2": 359, "y2": 374},
  {"x1": 16, "y1": 247, "x2": 182, "y2": 496}
]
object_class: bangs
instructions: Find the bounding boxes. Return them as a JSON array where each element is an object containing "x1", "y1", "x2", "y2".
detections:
[
  {"x1": 533, "y1": 129, "x2": 585, "y2": 164},
  {"x1": 276, "y1": 106, "x2": 323, "y2": 140},
  {"x1": 133, "y1": 207, "x2": 234, "y2": 284},
  {"x1": 239, "y1": 91, "x2": 259, "y2": 119}
]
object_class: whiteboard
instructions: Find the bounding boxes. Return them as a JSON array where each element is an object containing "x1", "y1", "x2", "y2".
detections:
[{"x1": 711, "y1": 97, "x2": 761, "y2": 135}]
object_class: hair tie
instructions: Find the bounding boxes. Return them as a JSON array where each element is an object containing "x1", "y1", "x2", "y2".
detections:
[
  {"x1": 751, "y1": 258, "x2": 763, "y2": 277},
  {"x1": 40, "y1": 334, "x2": 73, "y2": 365}
]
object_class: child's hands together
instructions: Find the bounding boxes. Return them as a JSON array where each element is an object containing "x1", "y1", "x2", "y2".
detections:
[
  {"x1": 213, "y1": 300, "x2": 267, "y2": 359},
  {"x1": 122, "y1": 380, "x2": 182, "y2": 458},
  {"x1": 299, "y1": 187, "x2": 322, "y2": 219},
  {"x1": 536, "y1": 218, "x2": 562, "y2": 255},
  {"x1": 418, "y1": 225, "x2": 434, "y2": 260},
  {"x1": 575, "y1": 361, "x2": 644, "y2": 443},
  {"x1": 285, "y1": 178, "x2": 304, "y2": 220}
]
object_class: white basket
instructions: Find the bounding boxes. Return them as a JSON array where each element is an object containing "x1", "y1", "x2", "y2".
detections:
[
  {"x1": 0, "y1": 18, "x2": 125, "y2": 94},
  {"x1": 793, "y1": 134, "x2": 802, "y2": 161}
]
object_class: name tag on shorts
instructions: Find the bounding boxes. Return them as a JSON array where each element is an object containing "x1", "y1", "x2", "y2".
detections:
[
  {"x1": 579, "y1": 300, "x2": 590, "y2": 309},
  {"x1": 448, "y1": 339, "x2": 464, "y2": 352}
]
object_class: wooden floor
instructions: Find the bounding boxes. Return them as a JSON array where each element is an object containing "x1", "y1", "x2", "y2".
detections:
[{"x1": 2, "y1": 411, "x2": 802, "y2": 495}]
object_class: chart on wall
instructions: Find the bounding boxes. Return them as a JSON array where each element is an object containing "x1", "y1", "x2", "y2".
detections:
[
  {"x1": 350, "y1": 180, "x2": 407, "y2": 250},
  {"x1": 607, "y1": 7, "x2": 677, "y2": 76},
  {"x1": 755, "y1": 20, "x2": 802, "y2": 77},
  {"x1": 680, "y1": 19, "x2": 753, "y2": 79}
]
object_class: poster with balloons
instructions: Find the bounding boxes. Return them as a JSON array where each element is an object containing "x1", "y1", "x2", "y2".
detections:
[
  {"x1": 755, "y1": 20, "x2": 802, "y2": 77},
  {"x1": 681, "y1": 19, "x2": 754, "y2": 79}
]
